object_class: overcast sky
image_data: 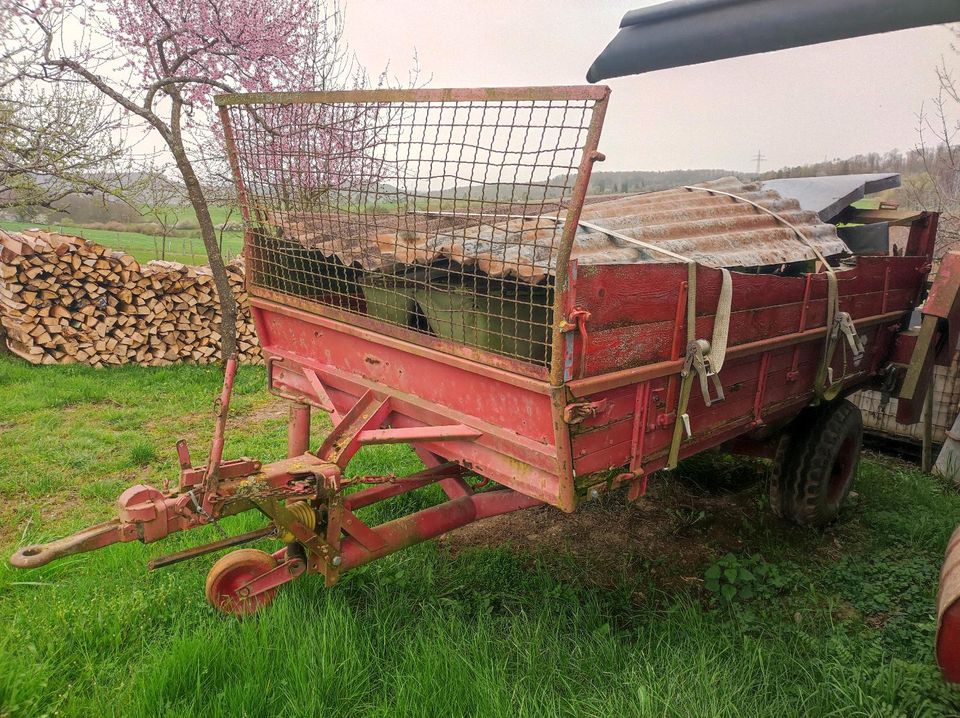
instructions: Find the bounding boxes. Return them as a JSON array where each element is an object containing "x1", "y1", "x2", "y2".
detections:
[{"x1": 343, "y1": 1, "x2": 959, "y2": 174}]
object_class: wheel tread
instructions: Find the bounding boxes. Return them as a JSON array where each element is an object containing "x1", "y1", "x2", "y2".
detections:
[{"x1": 769, "y1": 400, "x2": 862, "y2": 527}]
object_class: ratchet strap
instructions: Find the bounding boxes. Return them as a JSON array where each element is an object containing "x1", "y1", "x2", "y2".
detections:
[
  {"x1": 813, "y1": 274, "x2": 865, "y2": 401},
  {"x1": 667, "y1": 268, "x2": 733, "y2": 468},
  {"x1": 682, "y1": 186, "x2": 863, "y2": 403},
  {"x1": 576, "y1": 218, "x2": 733, "y2": 469},
  {"x1": 579, "y1": 183, "x2": 864, "y2": 470}
]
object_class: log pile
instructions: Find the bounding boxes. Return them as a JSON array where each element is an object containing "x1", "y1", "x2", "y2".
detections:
[{"x1": 0, "y1": 228, "x2": 261, "y2": 366}]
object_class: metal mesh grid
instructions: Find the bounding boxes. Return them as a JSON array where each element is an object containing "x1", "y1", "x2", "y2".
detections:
[{"x1": 218, "y1": 88, "x2": 605, "y2": 367}]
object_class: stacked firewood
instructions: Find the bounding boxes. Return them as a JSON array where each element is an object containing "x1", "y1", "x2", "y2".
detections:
[{"x1": 0, "y1": 228, "x2": 261, "y2": 366}]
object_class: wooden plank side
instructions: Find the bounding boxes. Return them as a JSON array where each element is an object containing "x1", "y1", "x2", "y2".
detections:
[
  {"x1": 581, "y1": 288, "x2": 914, "y2": 376},
  {"x1": 571, "y1": 321, "x2": 893, "y2": 475},
  {"x1": 573, "y1": 348, "x2": 794, "y2": 472},
  {"x1": 575, "y1": 255, "x2": 927, "y2": 330}
]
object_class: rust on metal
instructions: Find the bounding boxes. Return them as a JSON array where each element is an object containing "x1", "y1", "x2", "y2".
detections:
[
  {"x1": 7, "y1": 84, "x2": 945, "y2": 620},
  {"x1": 214, "y1": 85, "x2": 612, "y2": 106},
  {"x1": 147, "y1": 526, "x2": 276, "y2": 570},
  {"x1": 217, "y1": 86, "x2": 609, "y2": 369},
  {"x1": 573, "y1": 177, "x2": 847, "y2": 268},
  {"x1": 10, "y1": 520, "x2": 132, "y2": 569},
  {"x1": 242, "y1": 176, "x2": 846, "y2": 286},
  {"x1": 287, "y1": 402, "x2": 311, "y2": 457},
  {"x1": 938, "y1": 525, "x2": 960, "y2": 682}
]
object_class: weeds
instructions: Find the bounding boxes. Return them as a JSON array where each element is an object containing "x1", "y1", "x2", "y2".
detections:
[{"x1": 703, "y1": 553, "x2": 792, "y2": 603}]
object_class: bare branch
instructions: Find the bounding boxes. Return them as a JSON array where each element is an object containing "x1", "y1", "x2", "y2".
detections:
[{"x1": 0, "y1": 84, "x2": 128, "y2": 213}]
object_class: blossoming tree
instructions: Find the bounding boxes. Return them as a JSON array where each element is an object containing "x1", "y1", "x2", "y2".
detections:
[{"x1": 8, "y1": 0, "x2": 363, "y2": 361}]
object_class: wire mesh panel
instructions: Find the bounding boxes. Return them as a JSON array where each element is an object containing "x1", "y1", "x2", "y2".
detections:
[{"x1": 217, "y1": 87, "x2": 608, "y2": 369}]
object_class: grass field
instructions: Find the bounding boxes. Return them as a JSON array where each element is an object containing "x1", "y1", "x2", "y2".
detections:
[
  {"x1": 0, "y1": 216, "x2": 244, "y2": 267},
  {"x1": 1, "y1": 354, "x2": 959, "y2": 717}
]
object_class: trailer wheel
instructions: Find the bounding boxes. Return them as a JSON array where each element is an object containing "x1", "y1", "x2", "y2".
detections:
[
  {"x1": 769, "y1": 399, "x2": 863, "y2": 527},
  {"x1": 205, "y1": 548, "x2": 278, "y2": 616}
]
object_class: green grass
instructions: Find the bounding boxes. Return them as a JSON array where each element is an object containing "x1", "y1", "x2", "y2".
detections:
[
  {"x1": 1, "y1": 353, "x2": 959, "y2": 717},
  {"x1": 0, "y1": 218, "x2": 244, "y2": 266},
  {"x1": 164, "y1": 204, "x2": 236, "y2": 228}
]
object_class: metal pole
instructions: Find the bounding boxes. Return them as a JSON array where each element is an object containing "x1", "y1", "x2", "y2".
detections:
[
  {"x1": 288, "y1": 402, "x2": 311, "y2": 457},
  {"x1": 923, "y1": 381, "x2": 935, "y2": 473},
  {"x1": 147, "y1": 526, "x2": 275, "y2": 570}
]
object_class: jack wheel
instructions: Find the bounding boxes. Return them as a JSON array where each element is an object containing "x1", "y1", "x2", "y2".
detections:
[
  {"x1": 770, "y1": 399, "x2": 863, "y2": 527},
  {"x1": 205, "y1": 548, "x2": 278, "y2": 616}
]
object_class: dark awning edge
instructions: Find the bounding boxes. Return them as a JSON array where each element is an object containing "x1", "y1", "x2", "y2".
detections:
[{"x1": 587, "y1": 0, "x2": 960, "y2": 82}]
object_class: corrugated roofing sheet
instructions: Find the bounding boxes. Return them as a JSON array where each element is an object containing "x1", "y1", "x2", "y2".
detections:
[
  {"x1": 266, "y1": 176, "x2": 848, "y2": 283},
  {"x1": 572, "y1": 176, "x2": 848, "y2": 269}
]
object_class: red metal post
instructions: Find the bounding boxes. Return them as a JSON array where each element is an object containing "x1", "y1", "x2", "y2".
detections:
[
  {"x1": 287, "y1": 402, "x2": 311, "y2": 458},
  {"x1": 339, "y1": 490, "x2": 541, "y2": 570},
  {"x1": 550, "y1": 88, "x2": 611, "y2": 387}
]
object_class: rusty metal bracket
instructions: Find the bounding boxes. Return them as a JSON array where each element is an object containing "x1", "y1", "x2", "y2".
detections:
[
  {"x1": 178, "y1": 457, "x2": 263, "y2": 491},
  {"x1": 559, "y1": 308, "x2": 591, "y2": 379},
  {"x1": 236, "y1": 556, "x2": 307, "y2": 599},
  {"x1": 563, "y1": 399, "x2": 610, "y2": 424}
]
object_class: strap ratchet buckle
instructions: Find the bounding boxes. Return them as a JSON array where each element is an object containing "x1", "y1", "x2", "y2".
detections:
[
  {"x1": 834, "y1": 311, "x2": 865, "y2": 366},
  {"x1": 682, "y1": 339, "x2": 725, "y2": 409}
]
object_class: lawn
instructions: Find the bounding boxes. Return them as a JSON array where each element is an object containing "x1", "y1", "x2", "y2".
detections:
[
  {"x1": 1, "y1": 353, "x2": 959, "y2": 717},
  {"x1": 0, "y1": 217, "x2": 244, "y2": 266}
]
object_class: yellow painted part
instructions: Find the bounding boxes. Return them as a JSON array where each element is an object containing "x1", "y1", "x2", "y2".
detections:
[{"x1": 279, "y1": 501, "x2": 316, "y2": 544}]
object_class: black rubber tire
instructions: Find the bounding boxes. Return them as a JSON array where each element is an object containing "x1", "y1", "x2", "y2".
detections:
[{"x1": 769, "y1": 399, "x2": 863, "y2": 527}]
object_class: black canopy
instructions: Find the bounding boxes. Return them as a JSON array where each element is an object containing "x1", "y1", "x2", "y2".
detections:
[{"x1": 587, "y1": 0, "x2": 960, "y2": 82}]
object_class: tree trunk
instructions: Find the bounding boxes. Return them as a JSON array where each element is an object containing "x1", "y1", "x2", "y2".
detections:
[{"x1": 168, "y1": 143, "x2": 238, "y2": 363}]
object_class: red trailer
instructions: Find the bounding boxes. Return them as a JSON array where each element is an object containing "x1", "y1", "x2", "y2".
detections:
[{"x1": 9, "y1": 89, "x2": 955, "y2": 649}]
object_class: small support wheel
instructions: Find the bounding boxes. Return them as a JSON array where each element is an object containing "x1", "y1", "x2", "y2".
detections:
[
  {"x1": 205, "y1": 548, "x2": 278, "y2": 616},
  {"x1": 770, "y1": 399, "x2": 863, "y2": 527}
]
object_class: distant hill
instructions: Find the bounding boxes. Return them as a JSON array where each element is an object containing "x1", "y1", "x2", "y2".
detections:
[
  {"x1": 3, "y1": 147, "x2": 931, "y2": 225},
  {"x1": 579, "y1": 169, "x2": 741, "y2": 195},
  {"x1": 756, "y1": 149, "x2": 919, "y2": 182},
  {"x1": 577, "y1": 150, "x2": 925, "y2": 197}
]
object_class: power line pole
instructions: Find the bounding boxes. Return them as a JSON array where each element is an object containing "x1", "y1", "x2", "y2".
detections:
[{"x1": 752, "y1": 149, "x2": 766, "y2": 176}]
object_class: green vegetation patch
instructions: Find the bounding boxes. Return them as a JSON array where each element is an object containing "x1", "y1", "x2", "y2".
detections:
[{"x1": 0, "y1": 354, "x2": 959, "y2": 717}]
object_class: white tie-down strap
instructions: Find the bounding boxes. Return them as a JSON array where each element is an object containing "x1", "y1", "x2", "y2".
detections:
[
  {"x1": 707, "y1": 267, "x2": 732, "y2": 376},
  {"x1": 683, "y1": 267, "x2": 733, "y2": 406},
  {"x1": 668, "y1": 268, "x2": 734, "y2": 468}
]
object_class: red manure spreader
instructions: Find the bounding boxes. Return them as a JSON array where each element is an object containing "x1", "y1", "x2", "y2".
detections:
[{"x1": 7, "y1": 85, "x2": 960, "y2": 677}]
